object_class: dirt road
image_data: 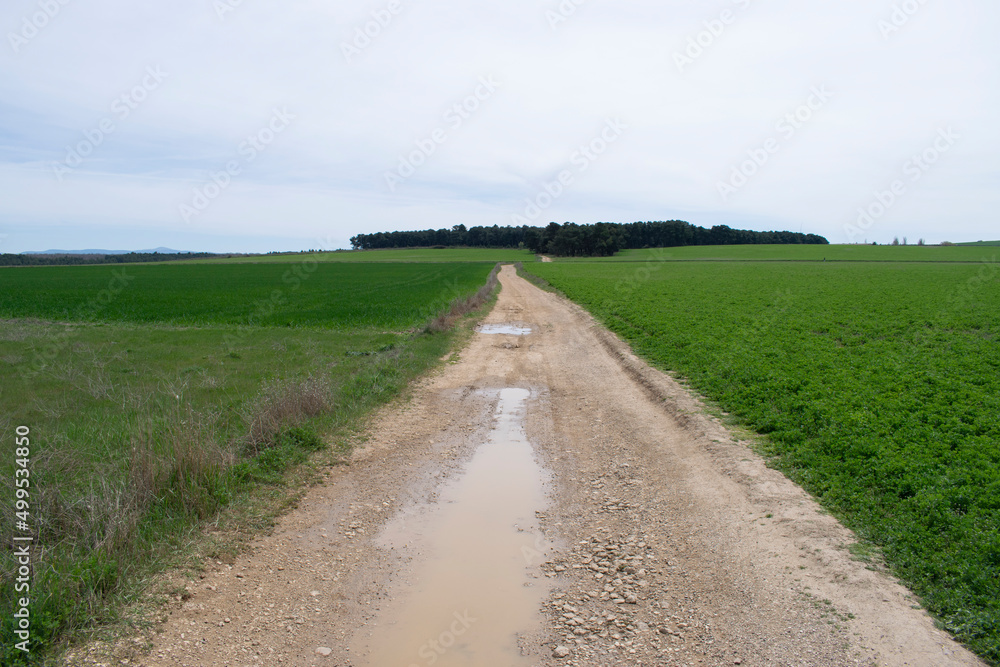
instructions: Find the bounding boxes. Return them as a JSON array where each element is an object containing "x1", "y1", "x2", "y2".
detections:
[{"x1": 120, "y1": 266, "x2": 983, "y2": 666}]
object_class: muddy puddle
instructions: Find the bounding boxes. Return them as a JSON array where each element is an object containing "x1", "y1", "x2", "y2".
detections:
[
  {"x1": 359, "y1": 388, "x2": 550, "y2": 666},
  {"x1": 475, "y1": 323, "x2": 533, "y2": 335}
]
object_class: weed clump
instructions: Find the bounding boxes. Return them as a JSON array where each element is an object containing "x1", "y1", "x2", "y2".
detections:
[{"x1": 244, "y1": 376, "x2": 331, "y2": 454}]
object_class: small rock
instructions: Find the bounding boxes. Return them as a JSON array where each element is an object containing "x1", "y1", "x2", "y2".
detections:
[
  {"x1": 553, "y1": 645, "x2": 571, "y2": 658},
  {"x1": 315, "y1": 646, "x2": 333, "y2": 657}
]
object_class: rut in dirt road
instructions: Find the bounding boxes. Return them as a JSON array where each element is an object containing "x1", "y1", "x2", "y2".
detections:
[{"x1": 118, "y1": 265, "x2": 983, "y2": 667}]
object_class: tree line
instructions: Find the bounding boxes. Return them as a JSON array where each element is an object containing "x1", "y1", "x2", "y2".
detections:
[
  {"x1": 350, "y1": 221, "x2": 828, "y2": 257},
  {"x1": 0, "y1": 252, "x2": 222, "y2": 267}
]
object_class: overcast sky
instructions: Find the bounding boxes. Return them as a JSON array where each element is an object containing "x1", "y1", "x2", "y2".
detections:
[{"x1": 0, "y1": 1, "x2": 997, "y2": 253}]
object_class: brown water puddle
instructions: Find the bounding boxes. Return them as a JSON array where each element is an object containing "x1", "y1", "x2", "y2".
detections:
[{"x1": 358, "y1": 388, "x2": 551, "y2": 666}]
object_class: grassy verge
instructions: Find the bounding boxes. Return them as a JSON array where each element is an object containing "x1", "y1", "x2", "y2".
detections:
[{"x1": 0, "y1": 264, "x2": 501, "y2": 666}]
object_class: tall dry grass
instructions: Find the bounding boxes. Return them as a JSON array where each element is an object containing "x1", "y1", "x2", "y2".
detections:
[
  {"x1": 243, "y1": 375, "x2": 331, "y2": 453},
  {"x1": 426, "y1": 263, "x2": 500, "y2": 333}
]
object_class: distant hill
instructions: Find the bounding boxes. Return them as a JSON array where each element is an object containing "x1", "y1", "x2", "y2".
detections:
[
  {"x1": 956, "y1": 240, "x2": 1000, "y2": 247},
  {"x1": 22, "y1": 247, "x2": 192, "y2": 255}
]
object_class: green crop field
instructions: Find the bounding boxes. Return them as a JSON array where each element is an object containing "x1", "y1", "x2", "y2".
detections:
[
  {"x1": 176, "y1": 247, "x2": 535, "y2": 265},
  {"x1": 0, "y1": 262, "x2": 495, "y2": 330},
  {"x1": 552, "y1": 244, "x2": 995, "y2": 263},
  {"x1": 0, "y1": 261, "x2": 497, "y2": 664},
  {"x1": 523, "y1": 256, "x2": 1000, "y2": 662}
]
